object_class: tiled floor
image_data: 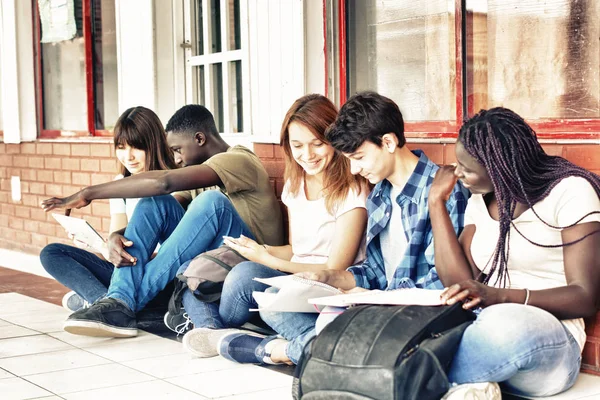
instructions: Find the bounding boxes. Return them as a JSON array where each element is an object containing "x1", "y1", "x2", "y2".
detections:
[
  {"x1": 0, "y1": 292, "x2": 293, "y2": 400},
  {"x1": 3, "y1": 264, "x2": 600, "y2": 399}
]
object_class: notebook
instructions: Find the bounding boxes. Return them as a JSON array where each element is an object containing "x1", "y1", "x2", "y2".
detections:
[
  {"x1": 52, "y1": 213, "x2": 106, "y2": 253},
  {"x1": 251, "y1": 275, "x2": 342, "y2": 313},
  {"x1": 308, "y1": 288, "x2": 445, "y2": 308}
]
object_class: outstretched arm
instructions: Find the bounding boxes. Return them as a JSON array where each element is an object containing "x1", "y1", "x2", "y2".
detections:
[{"x1": 41, "y1": 165, "x2": 221, "y2": 212}]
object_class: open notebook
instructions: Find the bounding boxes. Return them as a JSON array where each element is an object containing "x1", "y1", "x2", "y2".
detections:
[
  {"x1": 308, "y1": 288, "x2": 445, "y2": 308},
  {"x1": 251, "y1": 275, "x2": 342, "y2": 313}
]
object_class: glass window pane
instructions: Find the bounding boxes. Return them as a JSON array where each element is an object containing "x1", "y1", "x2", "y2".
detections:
[
  {"x1": 229, "y1": 0, "x2": 241, "y2": 50},
  {"x1": 467, "y1": 0, "x2": 600, "y2": 119},
  {"x1": 41, "y1": 0, "x2": 87, "y2": 131},
  {"x1": 347, "y1": 0, "x2": 456, "y2": 121},
  {"x1": 92, "y1": 0, "x2": 118, "y2": 130},
  {"x1": 192, "y1": 65, "x2": 206, "y2": 105},
  {"x1": 193, "y1": 0, "x2": 205, "y2": 55},
  {"x1": 210, "y1": 0, "x2": 222, "y2": 53},
  {"x1": 228, "y1": 60, "x2": 243, "y2": 132},
  {"x1": 212, "y1": 63, "x2": 224, "y2": 132}
]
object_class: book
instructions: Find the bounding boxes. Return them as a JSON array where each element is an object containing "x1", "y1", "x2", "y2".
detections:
[
  {"x1": 308, "y1": 288, "x2": 445, "y2": 308},
  {"x1": 251, "y1": 275, "x2": 342, "y2": 313},
  {"x1": 52, "y1": 213, "x2": 106, "y2": 253}
]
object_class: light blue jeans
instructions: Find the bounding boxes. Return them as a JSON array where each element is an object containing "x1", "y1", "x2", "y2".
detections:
[
  {"x1": 107, "y1": 190, "x2": 254, "y2": 312},
  {"x1": 448, "y1": 303, "x2": 582, "y2": 397}
]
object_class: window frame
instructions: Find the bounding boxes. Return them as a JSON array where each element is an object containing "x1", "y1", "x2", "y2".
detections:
[
  {"x1": 329, "y1": 0, "x2": 600, "y2": 140},
  {"x1": 183, "y1": 0, "x2": 251, "y2": 136},
  {"x1": 32, "y1": 0, "x2": 112, "y2": 138}
]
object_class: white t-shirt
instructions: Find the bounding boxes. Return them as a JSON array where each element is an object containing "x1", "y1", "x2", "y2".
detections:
[
  {"x1": 380, "y1": 184, "x2": 408, "y2": 285},
  {"x1": 109, "y1": 175, "x2": 140, "y2": 220},
  {"x1": 466, "y1": 176, "x2": 600, "y2": 351},
  {"x1": 282, "y1": 179, "x2": 368, "y2": 265}
]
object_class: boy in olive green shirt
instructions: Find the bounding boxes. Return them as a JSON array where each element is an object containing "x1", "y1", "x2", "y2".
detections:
[{"x1": 42, "y1": 105, "x2": 284, "y2": 337}]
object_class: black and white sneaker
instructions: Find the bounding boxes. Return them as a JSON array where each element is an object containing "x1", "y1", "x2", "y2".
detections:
[
  {"x1": 164, "y1": 310, "x2": 194, "y2": 336},
  {"x1": 63, "y1": 297, "x2": 137, "y2": 338}
]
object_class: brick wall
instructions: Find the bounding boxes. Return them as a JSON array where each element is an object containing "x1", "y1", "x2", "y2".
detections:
[
  {"x1": 0, "y1": 139, "x2": 599, "y2": 373},
  {"x1": 0, "y1": 140, "x2": 118, "y2": 254}
]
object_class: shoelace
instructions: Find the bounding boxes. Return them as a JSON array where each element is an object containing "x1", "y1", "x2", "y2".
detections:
[{"x1": 175, "y1": 312, "x2": 193, "y2": 336}]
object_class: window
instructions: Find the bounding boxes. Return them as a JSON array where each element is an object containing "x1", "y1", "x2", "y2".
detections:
[
  {"x1": 33, "y1": 0, "x2": 118, "y2": 137},
  {"x1": 0, "y1": 34, "x2": 3, "y2": 134},
  {"x1": 329, "y1": 0, "x2": 600, "y2": 138},
  {"x1": 184, "y1": 0, "x2": 247, "y2": 134}
]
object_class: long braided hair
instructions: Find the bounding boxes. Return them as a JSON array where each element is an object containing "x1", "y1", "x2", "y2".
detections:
[{"x1": 459, "y1": 107, "x2": 600, "y2": 287}]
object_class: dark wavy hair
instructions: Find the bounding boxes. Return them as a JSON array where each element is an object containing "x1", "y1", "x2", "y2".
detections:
[
  {"x1": 459, "y1": 107, "x2": 600, "y2": 286},
  {"x1": 280, "y1": 94, "x2": 368, "y2": 214},
  {"x1": 113, "y1": 106, "x2": 177, "y2": 177}
]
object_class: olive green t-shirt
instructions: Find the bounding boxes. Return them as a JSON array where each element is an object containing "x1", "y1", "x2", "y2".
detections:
[{"x1": 204, "y1": 145, "x2": 284, "y2": 246}]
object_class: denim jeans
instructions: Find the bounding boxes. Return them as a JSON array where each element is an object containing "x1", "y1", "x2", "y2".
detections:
[
  {"x1": 448, "y1": 303, "x2": 581, "y2": 397},
  {"x1": 107, "y1": 190, "x2": 254, "y2": 312},
  {"x1": 40, "y1": 243, "x2": 114, "y2": 303},
  {"x1": 182, "y1": 261, "x2": 281, "y2": 329}
]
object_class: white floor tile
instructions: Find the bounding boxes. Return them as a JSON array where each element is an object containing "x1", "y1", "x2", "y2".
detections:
[
  {"x1": 0, "y1": 318, "x2": 14, "y2": 327},
  {"x1": 28, "y1": 397, "x2": 63, "y2": 400},
  {"x1": 0, "y1": 300, "x2": 64, "y2": 318},
  {"x1": 217, "y1": 387, "x2": 294, "y2": 400},
  {"x1": 0, "y1": 335, "x2": 71, "y2": 358},
  {"x1": 0, "y1": 293, "x2": 39, "y2": 305},
  {"x1": 0, "y1": 324, "x2": 41, "y2": 339},
  {"x1": 2, "y1": 309, "x2": 71, "y2": 333},
  {"x1": 84, "y1": 337, "x2": 186, "y2": 363},
  {"x1": 0, "y1": 348, "x2": 111, "y2": 376},
  {"x1": 25, "y1": 363, "x2": 154, "y2": 395},
  {"x1": 49, "y1": 329, "x2": 159, "y2": 348},
  {"x1": 0, "y1": 377, "x2": 53, "y2": 400},
  {"x1": 166, "y1": 365, "x2": 293, "y2": 398},
  {"x1": 63, "y1": 379, "x2": 209, "y2": 400},
  {"x1": 0, "y1": 367, "x2": 15, "y2": 379},
  {"x1": 123, "y1": 353, "x2": 244, "y2": 379}
]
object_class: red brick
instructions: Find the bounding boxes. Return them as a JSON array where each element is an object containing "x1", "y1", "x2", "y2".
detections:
[
  {"x1": 273, "y1": 145, "x2": 285, "y2": 160},
  {"x1": 0, "y1": 179, "x2": 10, "y2": 191},
  {"x1": 62, "y1": 185, "x2": 83, "y2": 196},
  {"x1": 262, "y1": 160, "x2": 285, "y2": 179},
  {"x1": 275, "y1": 179, "x2": 285, "y2": 197},
  {"x1": 37, "y1": 170, "x2": 54, "y2": 182},
  {"x1": 31, "y1": 233, "x2": 47, "y2": 247},
  {"x1": 0, "y1": 143, "x2": 5, "y2": 153},
  {"x1": 443, "y1": 143, "x2": 457, "y2": 165},
  {"x1": 0, "y1": 167, "x2": 6, "y2": 178},
  {"x1": 564, "y1": 145, "x2": 600, "y2": 170},
  {"x1": 91, "y1": 173, "x2": 113, "y2": 185},
  {"x1": 85, "y1": 216, "x2": 103, "y2": 230},
  {"x1": 9, "y1": 218, "x2": 24, "y2": 230},
  {"x1": 71, "y1": 144, "x2": 91, "y2": 156},
  {"x1": 53, "y1": 171, "x2": 71, "y2": 184},
  {"x1": 91, "y1": 201, "x2": 111, "y2": 217},
  {"x1": 15, "y1": 206, "x2": 30, "y2": 219},
  {"x1": 1, "y1": 204, "x2": 14, "y2": 216},
  {"x1": 0, "y1": 228, "x2": 16, "y2": 241},
  {"x1": 23, "y1": 220, "x2": 39, "y2": 233},
  {"x1": 21, "y1": 143, "x2": 37, "y2": 154},
  {"x1": 45, "y1": 184, "x2": 63, "y2": 197},
  {"x1": 37, "y1": 142, "x2": 53, "y2": 155},
  {"x1": 22, "y1": 194, "x2": 38, "y2": 207},
  {"x1": 38, "y1": 221, "x2": 56, "y2": 236},
  {"x1": 21, "y1": 181, "x2": 30, "y2": 194},
  {"x1": 72, "y1": 172, "x2": 91, "y2": 186},
  {"x1": 0, "y1": 214, "x2": 8, "y2": 227},
  {"x1": 80, "y1": 159, "x2": 100, "y2": 172},
  {"x1": 6, "y1": 144, "x2": 20, "y2": 154},
  {"x1": 254, "y1": 143, "x2": 274, "y2": 159},
  {"x1": 100, "y1": 159, "x2": 118, "y2": 174},
  {"x1": 13, "y1": 155, "x2": 29, "y2": 168},
  {"x1": 45, "y1": 157, "x2": 62, "y2": 170},
  {"x1": 102, "y1": 217, "x2": 112, "y2": 233},
  {"x1": 15, "y1": 231, "x2": 32, "y2": 245},
  {"x1": 30, "y1": 208, "x2": 48, "y2": 222},
  {"x1": 90, "y1": 143, "x2": 111, "y2": 158},
  {"x1": 582, "y1": 342, "x2": 598, "y2": 370},
  {"x1": 29, "y1": 182, "x2": 45, "y2": 195},
  {"x1": 0, "y1": 155, "x2": 12, "y2": 167},
  {"x1": 0, "y1": 191, "x2": 8, "y2": 203},
  {"x1": 409, "y1": 143, "x2": 444, "y2": 165},
  {"x1": 20, "y1": 169, "x2": 36, "y2": 181},
  {"x1": 62, "y1": 158, "x2": 80, "y2": 170},
  {"x1": 53, "y1": 143, "x2": 71, "y2": 156},
  {"x1": 541, "y1": 144, "x2": 564, "y2": 157}
]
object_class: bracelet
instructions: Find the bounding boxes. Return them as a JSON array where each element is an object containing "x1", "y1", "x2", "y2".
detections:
[{"x1": 523, "y1": 288, "x2": 530, "y2": 306}]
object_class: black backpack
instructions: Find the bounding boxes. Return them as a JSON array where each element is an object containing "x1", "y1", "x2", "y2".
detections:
[{"x1": 292, "y1": 303, "x2": 476, "y2": 400}]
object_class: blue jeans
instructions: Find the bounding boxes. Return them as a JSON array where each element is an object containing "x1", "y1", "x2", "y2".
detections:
[
  {"x1": 448, "y1": 304, "x2": 581, "y2": 397},
  {"x1": 182, "y1": 261, "x2": 280, "y2": 329},
  {"x1": 107, "y1": 190, "x2": 254, "y2": 312},
  {"x1": 40, "y1": 243, "x2": 114, "y2": 303}
]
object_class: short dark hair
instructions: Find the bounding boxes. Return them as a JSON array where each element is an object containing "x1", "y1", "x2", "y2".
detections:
[
  {"x1": 326, "y1": 91, "x2": 405, "y2": 153},
  {"x1": 165, "y1": 104, "x2": 219, "y2": 137}
]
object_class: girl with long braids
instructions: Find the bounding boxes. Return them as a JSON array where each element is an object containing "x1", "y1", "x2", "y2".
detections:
[{"x1": 430, "y1": 107, "x2": 600, "y2": 398}]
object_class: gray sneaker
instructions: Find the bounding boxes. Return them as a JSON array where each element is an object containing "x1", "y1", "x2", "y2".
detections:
[{"x1": 61, "y1": 291, "x2": 90, "y2": 312}]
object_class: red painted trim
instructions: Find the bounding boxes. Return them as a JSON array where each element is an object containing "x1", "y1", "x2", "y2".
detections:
[
  {"x1": 83, "y1": 0, "x2": 95, "y2": 136},
  {"x1": 32, "y1": 1, "x2": 45, "y2": 137},
  {"x1": 323, "y1": 0, "x2": 328, "y2": 98},
  {"x1": 454, "y1": 0, "x2": 463, "y2": 124},
  {"x1": 338, "y1": 0, "x2": 347, "y2": 104}
]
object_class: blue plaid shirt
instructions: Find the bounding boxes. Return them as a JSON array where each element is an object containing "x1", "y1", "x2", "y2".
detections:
[{"x1": 348, "y1": 150, "x2": 469, "y2": 290}]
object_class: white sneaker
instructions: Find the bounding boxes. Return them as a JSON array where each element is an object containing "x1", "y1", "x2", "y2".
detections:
[
  {"x1": 182, "y1": 328, "x2": 241, "y2": 358},
  {"x1": 61, "y1": 291, "x2": 90, "y2": 312},
  {"x1": 442, "y1": 382, "x2": 501, "y2": 400}
]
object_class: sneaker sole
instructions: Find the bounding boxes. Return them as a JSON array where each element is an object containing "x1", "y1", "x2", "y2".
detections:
[{"x1": 64, "y1": 320, "x2": 137, "y2": 338}]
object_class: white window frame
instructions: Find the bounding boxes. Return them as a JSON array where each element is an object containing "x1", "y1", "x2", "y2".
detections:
[{"x1": 182, "y1": 0, "x2": 251, "y2": 136}]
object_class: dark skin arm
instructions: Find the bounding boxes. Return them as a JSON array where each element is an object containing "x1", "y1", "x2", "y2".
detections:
[
  {"x1": 432, "y1": 167, "x2": 600, "y2": 320},
  {"x1": 41, "y1": 165, "x2": 221, "y2": 212}
]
